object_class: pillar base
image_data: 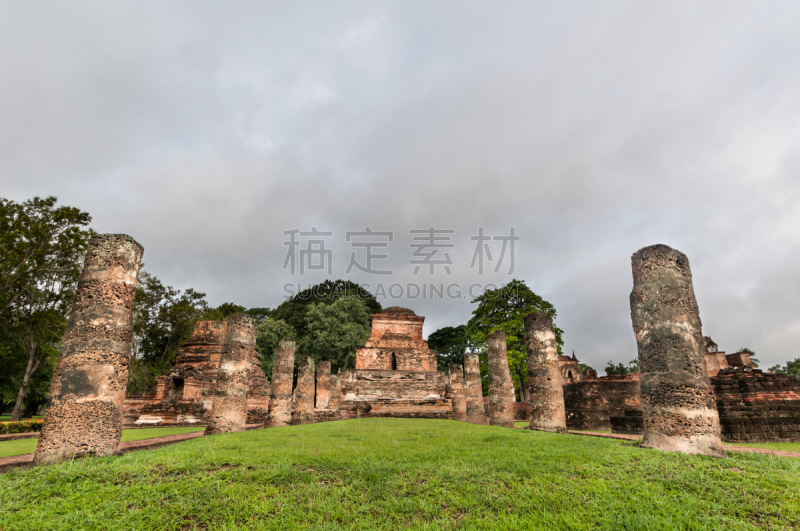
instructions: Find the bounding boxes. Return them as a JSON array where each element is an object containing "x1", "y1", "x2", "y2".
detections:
[{"x1": 641, "y1": 430, "x2": 727, "y2": 458}]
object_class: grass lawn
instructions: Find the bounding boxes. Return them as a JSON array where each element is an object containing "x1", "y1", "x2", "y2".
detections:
[
  {"x1": 0, "y1": 427, "x2": 205, "y2": 458},
  {"x1": 0, "y1": 415, "x2": 44, "y2": 422},
  {"x1": 1, "y1": 419, "x2": 798, "y2": 530}
]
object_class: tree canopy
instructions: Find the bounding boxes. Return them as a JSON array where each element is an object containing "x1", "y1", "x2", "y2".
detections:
[{"x1": 427, "y1": 325, "x2": 474, "y2": 371}]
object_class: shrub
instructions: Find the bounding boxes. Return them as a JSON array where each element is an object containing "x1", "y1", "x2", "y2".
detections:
[{"x1": 0, "y1": 419, "x2": 43, "y2": 434}]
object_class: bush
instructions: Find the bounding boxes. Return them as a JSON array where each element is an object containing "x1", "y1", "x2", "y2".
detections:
[{"x1": 0, "y1": 419, "x2": 43, "y2": 434}]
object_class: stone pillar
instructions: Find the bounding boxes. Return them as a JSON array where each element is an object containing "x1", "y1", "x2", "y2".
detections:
[
  {"x1": 292, "y1": 355, "x2": 315, "y2": 425},
  {"x1": 447, "y1": 364, "x2": 467, "y2": 422},
  {"x1": 630, "y1": 244, "x2": 725, "y2": 457},
  {"x1": 525, "y1": 313, "x2": 567, "y2": 433},
  {"x1": 463, "y1": 354, "x2": 487, "y2": 425},
  {"x1": 486, "y1": 331, "x2": 515, "y2": 428},
  {"x1": 315, "y1": 360, "x2": 331, "y2": 409},
  {"x1": 328, "y1": 374, "x2": 342, "y2": 412},
  {"x1": 34, "y1": 234, "x2": 143, "y2": 465},
  {"x1": 206, "y1": 314, "x2": 257, "y2": 435},
  {"x1": 267, "y1": 340, "x2": 295, "y2": 427}
]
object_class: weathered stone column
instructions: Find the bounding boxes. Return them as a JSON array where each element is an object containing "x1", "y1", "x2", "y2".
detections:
[
  {"x1": 315, "y1": 360, "x2": 331, "y2": 409},
  {"x1": 292, "y1": 355, "x2": 315, "y2": 425},
  {"x1": 328, "y1": 374, "x2": 342, "y2": 412},
  {"x1": 34, "y1": 234, "x2": 143, "y2": 465},
  {"x1": 447, "y1": 364, "x2": 467, "y2": 422},
  {"x1": 486, "y1": 330, "x2": 515, "y2": 428},
  {"x1": 630, "y1": 244, "x2": 725, "y2": 457},
  {"x1": 463, "y1": 354, "x2": 487, "y2": 425},
  {"x1": 267, "y1": 340, "x2": 295, "y2": 427},
  {"x1": 525, "y1": 313, "x2": 567, "y2": 433},
  {"x1": 206, "y1": 314, "x2": 257, "y2": 435}
]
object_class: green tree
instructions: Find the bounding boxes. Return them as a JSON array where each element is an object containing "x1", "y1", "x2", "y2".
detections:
[
  {"x1": 466, "y1": 279, "x2": 563, "y2": 402},
  {"x1": 768, "y1": 358, "x2": 800, "y2": 378},
  {"x1": 578, "y1": 363, "x2": 595, "y2": 375},
  {"x1": 427, "y1": 325, "x2": 473, "y2": 371},
  {"x1": 604, "y1": 359, "x2": 639, "y2": 377},
  {"x1": 299, "y1": 297, "x2": 372, "y2": 373},
  {"x1": 0, "y1": 197, "x2": 92, "y2": 420}
]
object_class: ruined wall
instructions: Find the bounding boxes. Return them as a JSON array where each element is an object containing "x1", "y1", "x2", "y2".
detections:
[
  {"x1": 315, "y1": 360, "x2": 331, "y2": 409},
  {"x1": 292, "y1": 355, "x2": 316, "y2": 425},
  {"x1": 464, "y1": 354, "x2": 487, "y2": 424},
  {"x1": 267, "y1": 340, "x2": 295, "y2": 427},
  {"x1": 563, "y1": 374, "x2": 641, "y2": 431},
  {"x1": 630, "y1": 244, "x2": 725, "y2": 457},
  {"x1": 525, "y1": 313, "x2": 567, "y2": 432},
  {"x1": 340, "y1": 370, "x2": 448, "y2": 401},
  {"x1": 486, "y1": 330, "x2": 515, "y2": 427},
  {"x1": 558, "y1": 355, "x2": 582, "y2": 384},
  {"x1": 35, "y1": 234, "x2": 143, "y2": 465},
  {"x1": 205, "y1": 314, "x2": 257, "y2": 434},
  {"x1": 447, "y1": 364, "x2": 467, "y2": 422},
  {"x1": 712, "y1": 369, "x2": 800, "y2": 443}
]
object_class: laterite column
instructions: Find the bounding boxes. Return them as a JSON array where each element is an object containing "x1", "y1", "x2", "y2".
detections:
[
  {"x1": 525, "y1": 313, "x2": 567, "y2": 433},
  {"x1": 487, "y1": 331, "x2": 515, "y2": 427},
  {"x1": 463, "y1": 354, "x2": 487, "y2": 425},
  {"x1": 447, "y1": 364, "x2": 467, "y2": 422},
  {"x1": 291, "y1": 355, "x2": 315, "y2": 425},
  {"x1": 34, "y1": 234, "x2": 143, "y2": 465},
  {"x1": 267, "y1": 340, "x2": 295, "y2": 427},
  {"x1": 206, "y1": 314, "x2": 257, "y2": 435},
  {"x1": 630, "y1": 244, "x2": 725, "y2": 457},
  {"x1": 315, "y1": 360, "x2": 331, "y2": 409}
]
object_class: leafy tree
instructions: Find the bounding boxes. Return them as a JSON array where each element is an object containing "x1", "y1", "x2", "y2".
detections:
[
  {"x1": 0, "y1": 197, "x2": 92, "y2": 420},
  {"x1": 604, "y1": 359, "x2": 639, "y2": 377},
  {"x1": 255, "y1": 318, "x2": 296, "y2": 378},
  {"x1": 299, "y1": 297, "x2": 372, "y2": 373},
  {"x1": 427, "y1": 325, "x2": 473, "y2": 371},
  {"x1": 768, "y1": 358, "x2": 800, "y2": 378},
  {"x1": 244, "y1": 307, "x2": 271, "y2": 325},
  {"x1": 271, "y1": 280, "x2": 381, "y2": 340},
  {"x1": 466, "y1": 279, "x2": 563, "y2": 402},
  {"x1": 578, "y1": 363, "x2": 595, "y2": 375}
]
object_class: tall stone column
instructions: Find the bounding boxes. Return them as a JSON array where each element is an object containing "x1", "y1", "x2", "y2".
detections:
[
  {"x1": 34, "y1": 234, "x2": 143, "y2": 465},
  {"x1": 267, "y1": 340, "x2": 295, "y2": 427},
  {"x1": 525, "y1": 313, "x2": 567, "y2": 433},
  {"x1": 463, "y1": 354, "x2": 487, "y2": 425},
  {"x1": 630, "y1": 244, "x2": 725, "y2": 457},
  {"x1": 486, "y1": 330, "x2": 515, "y2": 428},
  {"x1": 315, "y1": 360, "x2": 331, "y2": 409},
  {"x1": 206, "y1": 314, "x2": 257, "y2": 435},
  {"x1": 292, "y1": 355, "x2": 315, "y2": 425},
  {"x1": 447, "y1": 364, "x2": 467, "y2": 422}
]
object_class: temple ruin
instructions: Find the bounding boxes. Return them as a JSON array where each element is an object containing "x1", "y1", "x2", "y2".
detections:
[
  {"x1": 630, "y1": 244, "x2": 726, "y2": 457},
  {"x1": 35, "y1": 234, "x2": 144, "y2": 465},
  {"x1": 486, "y1": 330, "x2": 515, "y2": 427},
  {"x1": 447, "y1": 364, "x2": 467, "y2": 422},
  {"x1": 463, "y1": 354, "x2": 488, "y2": 424},
  {"x1": 268, "y1": 340, "x2": 296, "y2": 427},
  {"x1": 525, "y1": 313, "x2": 567, "y2": 433},
  {"x1": 292, "y1": 355, "x2": 316, "y2": 425}
]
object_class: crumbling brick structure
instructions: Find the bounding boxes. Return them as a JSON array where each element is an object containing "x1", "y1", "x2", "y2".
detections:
[
  {"x1": 464, "y1": 354, "x2": 487, "y2": 424},
  {"x1": 268, "y1": 340, "x2": 295, "y2": 427},
  {"x1": 558, "y1": 353, "x2": 582, "y2": 383},
  {"x1": 703, "y1": 336, "x2": 754, "y2": 378},
  {"x1": 340, "y1": 307, "x2": 452, "y2": 419},
  {"x1": 206, "y1": 314, "x2": 257, "y2": 434},
  {"x1": 486, "y1": 330, "x2": 515, "y2": 427},
  {"x1": 34, "y1": 234, "x2": 143, "y2": 465},
  {"x1": 124, "y1": 320, "x2": 269, "y2": 427},
  {"x1": 630, "y1": 244, "x2": 725, "y2": 457},
  {"x1": 712, "y1": 369, "x2": 800, "y2": 442},
  {"x1": 447, "y1": 364, "x2": 467, "y2": 422},
  {"x1": 525, "y1": 313, "x2": 567, "y2": 432},
  {"x1": 563, "y1": 374, "x2": 641, "y2": 431},
  {"x1": 315, "y1": 360, "x2": 331, "y2": 409},
  {"x1": 292, "y1": 355, "x2": 316, "y2": 425}
]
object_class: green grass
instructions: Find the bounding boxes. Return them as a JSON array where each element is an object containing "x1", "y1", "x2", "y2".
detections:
[
  {"x1": 1, "y1": 419, "x2": 798, "y2": 530},
  {"x1": 0, "y1": 415, "x2": 44, "y2": 422},
  {"x1": 0, "y1": 427, "x2": 205, "y2": 458},
  {"x1": 724, "y1": 440, "x2": 800, "y2": 452}
]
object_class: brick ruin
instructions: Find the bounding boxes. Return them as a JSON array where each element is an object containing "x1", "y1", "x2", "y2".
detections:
[
  {"x1": 564, "y1": 374, "x2": 641, "y2": 431},
  {"x1": 630, "y1": 244, "x2": 725, "y2": 457},
  {"x1": 123, "y1": 320, "x2": 270, "y2": 427},
  {"x1": 338, "y1": 307, "x2": 452, "y2": 419},
  {"x1": 205, "y1": 314, "x2": 257, "y2": 434},
  {"x1": 464, "y1": 354, "x2": 488, "y2": 424},
  {"x1": 292, "y1": 355, "x2": 316, "y2": 425},
  {"x1": 268, "y1": 340, "x2": 295, "y2": 427},
  {"x1": 446, "y1": 364, "x2": 467, "y2": 422},
  {"x1": 35, "y1": 234, "x2": 144, "y2": 465}
]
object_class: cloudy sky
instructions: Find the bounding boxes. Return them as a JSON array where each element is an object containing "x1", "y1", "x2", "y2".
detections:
[{"x1": 2, "y1": 1, "x2": 799, "y2": 371}]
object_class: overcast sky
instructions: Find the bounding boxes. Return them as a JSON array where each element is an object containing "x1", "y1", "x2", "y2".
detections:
[{"x1": 2, "y1": 1, "x2": 799, "y2": 371}]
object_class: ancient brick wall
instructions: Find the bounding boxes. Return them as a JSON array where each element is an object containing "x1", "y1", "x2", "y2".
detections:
[
  {"x1": 355, "y1": 307, "x2": 436, "y2": 371},
  {"x1": 35, "y1": 234, "x2": 143, "y2": 465},
  {"x1": 712, "y1": 370, "x2": 800, "y2": 443},
  {"x1": 563, "y1": 375, "x2": 641, "y2": 431}
]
